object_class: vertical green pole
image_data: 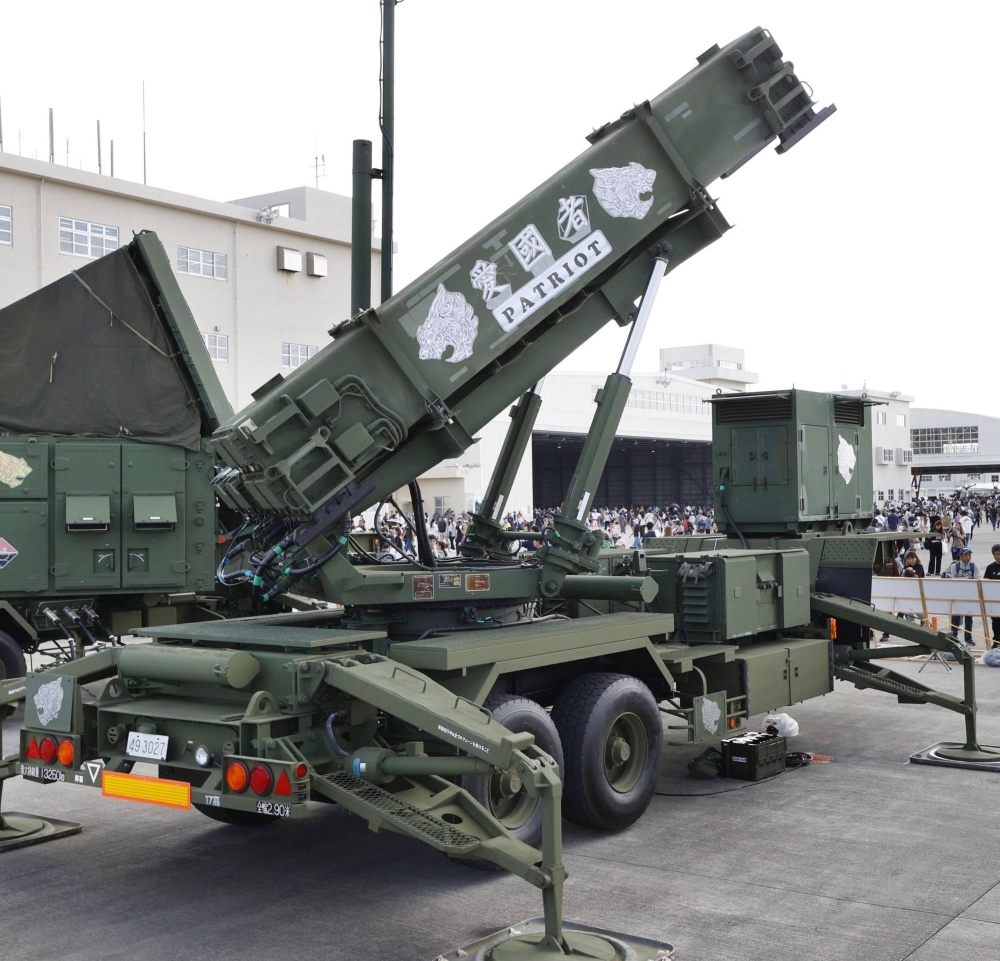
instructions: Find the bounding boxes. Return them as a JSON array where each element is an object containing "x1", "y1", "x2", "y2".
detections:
[
  {"x1": 351, "y1": 139, "x2": 373, "y2": 317},
  {"x1": 380, "y1": 0, "x2": 395, "y2": 303}
]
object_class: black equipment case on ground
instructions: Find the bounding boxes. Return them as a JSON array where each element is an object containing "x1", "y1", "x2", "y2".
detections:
[{"x1": 721, "y1": 732, "x2": 787, "y2": 781}]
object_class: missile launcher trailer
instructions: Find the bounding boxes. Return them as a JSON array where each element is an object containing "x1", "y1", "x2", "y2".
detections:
[
  {"x1": 4, "y1": 26, "x2": 995, "y2": 959},
  {"x1": 0, "y1": 233, "x2": 245, "y2": 677}
]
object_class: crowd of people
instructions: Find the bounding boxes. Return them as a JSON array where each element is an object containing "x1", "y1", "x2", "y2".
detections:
[
  {"x1": 865, "y1": 493, "x2": 1000, "y2": 573},
  {"x1": 865, "y1": 493, "x2": 1000, "y2": 647},
  {"x1": 357, "y1": 491, "x2": 1000, "y2": 647},
  {"x1": 356, "y1": 504, "x2": 720, "y2": 559}
]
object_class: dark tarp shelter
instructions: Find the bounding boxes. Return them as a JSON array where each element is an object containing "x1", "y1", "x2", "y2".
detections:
[{"x1": 0, "y1": 233, "x2": 231, "y2": 450}]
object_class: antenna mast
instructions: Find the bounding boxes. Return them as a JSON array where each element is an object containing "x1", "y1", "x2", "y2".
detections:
[{"x1": 313, "y1": 137, "x2": 325, "y2": 188}]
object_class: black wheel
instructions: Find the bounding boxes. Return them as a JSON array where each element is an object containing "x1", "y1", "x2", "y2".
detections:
[
  {"x1": 0, "y1": 629, "x2": 27, "y2": 680},
  {"x1": 457, "y1": 693, "x2": 564, "y2": 851},
  {"x1": 552, "y1": 672, "x2": 663, "y2": 831},
  {"x1": 0, "y1": 629, "x2": 27, "y2": 719},
  {"x1": 159, "y1": 765, "x2": 278, "y2": 827}
]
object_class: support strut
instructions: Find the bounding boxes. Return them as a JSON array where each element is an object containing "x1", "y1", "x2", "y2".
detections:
[{"x1": 541, "y1": 254, "x2": 669, "y2": 597}]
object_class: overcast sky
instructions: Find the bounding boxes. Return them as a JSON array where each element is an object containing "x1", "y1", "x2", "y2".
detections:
[{"x1": 2, "y1": 2, "x2": 996, "y2": 414}]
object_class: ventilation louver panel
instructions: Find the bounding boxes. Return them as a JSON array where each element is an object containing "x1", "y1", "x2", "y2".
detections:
[
  {"x1": 833, "y1": 400, "x2": 864, "y2": 426},
  {"x1": 716, "y1": 396, "x2": 792, "y2": 424}
]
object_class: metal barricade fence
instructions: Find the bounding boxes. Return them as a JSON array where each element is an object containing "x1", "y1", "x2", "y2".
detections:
[{"x1": 871, "y1": 576, "x2": 1000, "y2": 649}]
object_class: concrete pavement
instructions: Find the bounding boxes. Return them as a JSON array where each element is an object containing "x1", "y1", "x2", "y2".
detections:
[{"x1": 2, "y1": 659, "x2": 999, "y2": 960}]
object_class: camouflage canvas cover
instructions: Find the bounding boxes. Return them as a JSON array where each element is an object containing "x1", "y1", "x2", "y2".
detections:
[{"x1": 0, "y1": 239, "x2": 212, "y2": 450}]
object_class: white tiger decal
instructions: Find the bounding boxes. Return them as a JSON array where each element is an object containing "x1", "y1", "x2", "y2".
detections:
[
  {"x1": 589, "y1": 161, "x2": 656, "y2": 220},
  {"x1": 416, "y1": 284, "x2": 479, "y2": 363}
]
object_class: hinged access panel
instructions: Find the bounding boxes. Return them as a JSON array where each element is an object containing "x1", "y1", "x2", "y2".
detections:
[
  {"x1": 53, "y1": 442, "x2": 121, "y2": 591},
  {"x1": 121, "y1": 444, "x2": 187, "y2": 589}
]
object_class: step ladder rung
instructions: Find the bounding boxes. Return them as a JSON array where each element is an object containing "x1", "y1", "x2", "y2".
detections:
[{"x1": 315, "y1": 770, "x2": 481, "y2": 854}]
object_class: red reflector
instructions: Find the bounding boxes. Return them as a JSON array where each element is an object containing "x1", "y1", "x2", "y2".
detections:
[
  {"x1": 294, "y1": 763, "x2": 308, "y2": 780},
  {"x1": 249, "y1": 763, "x2": 273, "y2": 796},
  {"x1": 25, "y1": 736, "x2": 41, "y2": 759},
  {"x1": 39, "y1": 736, "x2": 57, "y2": 764},
  {"x1": 274, "y1": 769, "x2": 292, "y2": 796}
]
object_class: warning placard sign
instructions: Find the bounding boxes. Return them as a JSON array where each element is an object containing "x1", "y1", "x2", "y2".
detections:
[{"x1": 0, "y1": 537, "x2": 18, "y2": 570}]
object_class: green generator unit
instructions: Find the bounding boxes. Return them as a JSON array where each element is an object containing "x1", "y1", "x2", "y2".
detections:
[
  {"x1": 710, "y1": 389, "x2": 874, "y2": 534},
  {"x1": 0, "y1": 231, "x2": 234, "y2": 676},
  {"x1": 649, "y1": 548, "x2": 812, "y2": 642}
]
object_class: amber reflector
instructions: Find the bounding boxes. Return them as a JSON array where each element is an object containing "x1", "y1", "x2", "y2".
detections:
[
  {"x1": 57, "y1": 739, "x2": 75, "y2": 766},
  {"x1": 226, "y1": 761, "x2": 249, "y2": 793}
]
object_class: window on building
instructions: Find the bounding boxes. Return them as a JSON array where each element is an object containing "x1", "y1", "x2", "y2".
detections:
[
  {"x1": 664, "y1": 358, "x2": 710, "y2": 371},
  {"x1": 201, "y1": 333, "x2": 229, "y2": 361},
  {"x1": 937, "y1": 474, "x2": 952, "y2": 482},
  {"x1": 896, "y1": 414, "x2": 906, "y2": 427},
  {"x1": 877, "y1": 491, "x2": 885, "y2": 502},
  {"x1": 902, "y1": 449, "x2": 913, "y2": 464},
  {"x1": 968, "y1": 473, "x2": 982, "y2": 481},
  {"x1": 876, "y1": 411, "x2": 887, "y2": 425},
  {"x1": 888, "y1": 489, "x2": 895, "y2": 500},
  {"x1": 59, "y1": 218, "x2": 118, "y2": 258},
  {"x1": 434, "y1": 496, "x2": 445, "y2": 512},
  {"x1": 911, "y1": 426, "x2": 979, "y2": 455},
  {"x1": 281, "y1": 342, "x2": 318, "y2": 369},
  {"x1": 595, "y1": 384, "x2": 707, "y2": 415},
  {"x1": 177, "y1": 246, "x2": 228, "y2": 281},
  {"x1": 0, "y1": 205, "x2": 11, "y2": 245},
  {"x1": 716, "y1": 359, "x2": 743, "y2": 370}
]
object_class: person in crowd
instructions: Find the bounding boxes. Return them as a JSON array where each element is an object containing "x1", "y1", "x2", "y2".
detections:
[
  {"x1": 902, "y1": 550, "x2": 924, "y2": 577},
  {"x1": 984, "y1": 544, "x2": 1000, "y2": 649},
  {"x1": 927, "y1": 517, "x2": 945, "y2": 574},
  {"x1": 948, "y1": 518, "x2": 967, "y2": 562},
  {"x1": 944, "y1": 546, "x2": 979, "y2": 646}
]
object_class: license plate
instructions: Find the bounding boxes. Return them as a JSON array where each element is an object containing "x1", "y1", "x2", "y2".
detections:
[{"x1": 126, "y1": 731, "x2": 169, "y2": 761}]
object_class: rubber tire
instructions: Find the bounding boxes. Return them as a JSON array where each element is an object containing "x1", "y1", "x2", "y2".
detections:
[
  {"x1": 0, "y1": 629, "x2": 27, "y2": 681},
  {"x1": 159, "y1": 765, "x2": 278, "y2": 827},
  {"x1": 552, "y1": 672, "x2": 663, "y2": 831},
  {"x1": 0, "y1": 630, "x2": 27, "y2": 719},
  {"x1": 457, "y1": 693, "x2": 564, "y2": 852}
]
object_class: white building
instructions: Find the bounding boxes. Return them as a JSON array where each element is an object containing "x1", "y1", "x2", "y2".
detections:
[
  {"x1": 0, "y1": 153, "x2": 384, "y2": 411},
  {"x1": 910, "y1": 408, "x2": 1000, "y2": 497},
  {"x1": 658, "y1": 343, "x2": 758, "y2": 392}
]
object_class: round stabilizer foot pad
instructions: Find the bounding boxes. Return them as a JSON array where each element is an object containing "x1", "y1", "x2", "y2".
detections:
[
  {"x1": 0, "y1": 815, "x2": 48, "y2": 842},
  {"x1": 0, "y1": 813, "x2": 82, "y2": 852},
  {"x1": 935, "y1": 744, "x2": 1000, "y2": 763},
  {"x1": 489, "y1": 931, "x2": 627, "y2": 960}
]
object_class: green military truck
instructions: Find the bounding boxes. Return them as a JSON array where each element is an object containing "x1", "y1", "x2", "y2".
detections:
[
  {"x1": 3, "y1": 28, "x2": 991, "y2": 960},
  {"x1": 0, "y1": 232, "x2": 238, "y2": 677}
]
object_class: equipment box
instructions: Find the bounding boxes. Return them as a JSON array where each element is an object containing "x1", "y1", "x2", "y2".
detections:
[{"x1": 721, "y1": 732, "x2": 786, "y2": 781}]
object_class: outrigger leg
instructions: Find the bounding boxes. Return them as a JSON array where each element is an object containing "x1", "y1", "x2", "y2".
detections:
[
  {"x1": 813, "y1": 594, "x2": 1000, "y2": 768},
  {"x1": 316, "y1": 653, "x2": 672, "y2": 959}
]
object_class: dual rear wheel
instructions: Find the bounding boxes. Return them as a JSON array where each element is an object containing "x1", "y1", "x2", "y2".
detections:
[
  {"x1": 460, "y1": 672, "x2": 663, "y2": 848},
  {"x1": 0, "y1": 630, "x2": 27, "y2": 720},
  {"x1": 186, "y1": 671, "x2": 663, "y2": 839}
]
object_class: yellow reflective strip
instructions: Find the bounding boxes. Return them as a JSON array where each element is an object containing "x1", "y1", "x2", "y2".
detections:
[{"x1": 102, "y1": 771, "x2": 191, "y2": 809}]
